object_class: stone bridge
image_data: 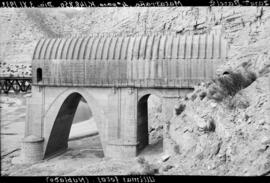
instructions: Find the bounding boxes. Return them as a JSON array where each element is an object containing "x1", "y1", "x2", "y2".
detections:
[{"x1": 22, "y1": 33, "x2": 228, "y2": 162}]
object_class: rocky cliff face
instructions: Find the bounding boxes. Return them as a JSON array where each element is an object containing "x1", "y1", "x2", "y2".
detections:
[
  {"x1": 0, "y1": 7, "x2": 269, "y2": 175},
  {"x1": 165, "y1": 72, "x2": 270, "y2": 175},
  {"x1": 1, "y1": 7, "x2": 269, "y2": 63}
]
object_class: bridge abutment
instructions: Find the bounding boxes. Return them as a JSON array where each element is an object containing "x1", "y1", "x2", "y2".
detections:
[{"x1": 161, "y1": 89, "x2": 192, "y2": 154}]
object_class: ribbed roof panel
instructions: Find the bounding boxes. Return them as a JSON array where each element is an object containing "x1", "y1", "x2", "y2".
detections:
[{"x1": 33, "y1": 34, "x2": 227, "y2": 60}]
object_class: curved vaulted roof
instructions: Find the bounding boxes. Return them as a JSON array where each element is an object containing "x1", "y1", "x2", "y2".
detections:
[{"x1": 33, "y1": 34, "x2": 227, "y2": 60}]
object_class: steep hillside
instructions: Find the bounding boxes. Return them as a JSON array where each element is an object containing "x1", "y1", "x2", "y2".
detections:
[
  {"x1": 161, "y1": 7, "x2": 270, "y2": 176},
  {"x1": 165, "y1": 69, "x2": 270, "y2": 175}
]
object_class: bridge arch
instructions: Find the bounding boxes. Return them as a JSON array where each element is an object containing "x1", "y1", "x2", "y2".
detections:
[
  {"x1": 43, "y1": 88, "x2": 108, "y2": 159},
  {"x1": 137, "y1": 94, "x2": 151, "y2": 152},
  {"x1": 137, "y1": 91, "x2": 164, "y2": 154},
  {"x1": 138, "y1": 89, "x2": 163, "y2": 100}
]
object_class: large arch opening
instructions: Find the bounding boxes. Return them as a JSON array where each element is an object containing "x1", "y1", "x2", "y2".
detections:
[
  {"x1": 137, "y1": 94, "x2": 163, "y2": 156},
  {"x1": 44, "y1": 92, "x2": 104, "y2": 159}
]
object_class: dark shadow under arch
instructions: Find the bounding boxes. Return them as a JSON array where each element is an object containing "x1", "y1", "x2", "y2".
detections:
[
  {"x1": 137, "y1": 94, "x2": 150, "y2": 153},
  {"x1": 44, "y1": 92, "x2": 95, "y2": 159},
  {"x1": 137, "y1": 94, "x2": 164, "y2": 155}
]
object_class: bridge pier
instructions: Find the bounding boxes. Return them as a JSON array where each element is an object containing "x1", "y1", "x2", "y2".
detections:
[
  {"x1": 22, "y1": 86, "x2": 45, "y2": 163},
  {"x1": 105, "y1": 88, "x2": 193, "y2": 158},
  {"x1": 25, "y1": 86, "x2": 44, "y2": 138},
  {"x1": 106, "y1": 87, "x2": 138, "y2": 158},
  {"x1": 21, "y1": 135, "x2": 44, "y2": 163}
]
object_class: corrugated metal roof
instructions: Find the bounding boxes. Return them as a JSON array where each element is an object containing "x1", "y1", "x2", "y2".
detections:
[{"x1": 33, "y1": 34, "x2": 227, "y2": 60}]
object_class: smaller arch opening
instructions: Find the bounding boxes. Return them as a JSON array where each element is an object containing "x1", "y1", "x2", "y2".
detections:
[
  {"x1": 137, "y1": 94, "x2": 163, "y2": 156},
  {"x1": 37, "y1": 68, "x2": 42, "y2": 83}
]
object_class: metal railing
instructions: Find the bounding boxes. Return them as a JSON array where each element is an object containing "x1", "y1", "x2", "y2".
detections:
[{"x1": 0, "y1": 76, "x2": 32, "y2": 94}]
